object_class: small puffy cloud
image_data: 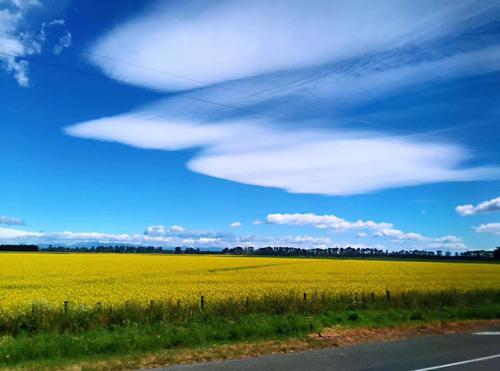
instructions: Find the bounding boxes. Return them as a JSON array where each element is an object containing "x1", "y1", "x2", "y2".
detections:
[
  {"x1": 0, "y1": 223, "x2": 469, "y2": 251},
  {"x1": 168, "y1": 225, "x2": 184, "y2": 233},
  {"x1": 145, "y1": 225, "x2": 166, "y2": 237},
  {"x1": 253, "y1": 220, "x2": 262, "y2": 225},
  {"x1": 266, "y1": 213, "x2": 392, "y2": 231},
  {"x1": 0, "y1": 215, "x2": 25, "y2": 225},
  {"x1": 473, "y1": 223, "x2": 500, "y2": 236},
  {"x1": 373, "y1": 228, "x2": 466, "y2": 249},
  {"x1": 0, "y1": 225, "x2": 351, "y2": 250},
  {"x1": 373, "y1": 228, "x2": 424, "y2": 241},
  {"x1": 53, "y1": 31, "x2": 71, "y2": 54},
  {"x1": 146, "y1": 224, "x2": 185, "y2": 235},
  {"x1": 456, "y1": 197, "x2": 500, "y2": 216},
  {"x1": 229, "y1": 221, "x2": 242, "y2": 228}
]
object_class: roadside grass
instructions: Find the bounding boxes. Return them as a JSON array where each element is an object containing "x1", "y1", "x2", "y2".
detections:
[{"x1": 0, "y1": 290, "x2": 499, "y2": 369}]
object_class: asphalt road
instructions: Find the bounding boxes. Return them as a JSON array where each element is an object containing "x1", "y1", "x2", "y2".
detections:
[{"x1": 158, "y1": 331, "x2": 500, "y2": 371}]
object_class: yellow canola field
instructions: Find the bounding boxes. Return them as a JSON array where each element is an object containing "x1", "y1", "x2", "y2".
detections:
[{"x1": 0, "y1": 253, "x2": 499, "y2": 311}]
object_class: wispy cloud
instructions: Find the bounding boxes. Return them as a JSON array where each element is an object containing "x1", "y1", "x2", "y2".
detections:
[
  {"x1": 229, "y1": 222, "x2": 242, "y2": 228},
  {"x1": 0, "y1": 1, "x2": 72, "y2": 85},
  {"x1": 0, "y1": 215, "x2": 25, "y2": 226},
  {"x1": 456, "y1": 196, "x2": 500, "y2": 216},
  {"x1": 473, "y1": 223, "x2": 500, "y2": 236},
  {"x1": 0, "y1": 0, "x2": 42, "y2": 86}
]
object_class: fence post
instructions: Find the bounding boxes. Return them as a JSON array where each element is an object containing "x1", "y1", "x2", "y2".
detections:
[
  {"x1": 439, "y1": 292, "x2": 444, "y2": 333},
  {"x1": 303, "y1": 292, "x2": 307, "y2": 303},
  {"x1": 355, "y1": 292, "x2": 358, "y2": 307},
  {"x1": 200, "y1": 295, "x2": 205, "y2": 310},
  {"x1": 386, "y1": 290, "x2": 391, "y2": 304},
  {"x1": 64, "y1": 300, "x2": 68, "y2": 314}
]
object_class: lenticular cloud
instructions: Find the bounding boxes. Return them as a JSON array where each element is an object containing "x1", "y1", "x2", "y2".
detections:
[
  {"x1": 65, "y1": 105, "x2": 500, "y2": 196},
  {"x1": 87, "y1": 0, "x2": 497, "y2": 92},
  {"x1": 65, "y1": 0, "x2": 500, "y2": 196}
]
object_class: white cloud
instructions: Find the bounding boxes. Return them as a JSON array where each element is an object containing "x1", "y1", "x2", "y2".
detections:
[
  {"x1": 0, "y1": 222, "x2": 469, "y2": 251},
  {"x1": 88, "y1": 0, "x2": 497, "y2": 92},
  {"x1": 253, "y1": 220, "x2": 262, "y2": 225},
  {"x1": 53, "y1": 30, "x2": 71, "y2": 54},
  {"x1": 373, "y1": 228, "x2": 424, "y2": 241},
  {"x1": 0, "y1": 225, "x2": 377, "y2": 250},
  {"x1": 0, "y1": 1, "x2": 73, "y2": 85},
  {"x1": 7, "y1": 0, "x2": 41, "y2": 10},
  {"x1": 0, "y1": 0, "x2": 43, "y2": 86},
  {"x1": 266, "y1": 212, "x2": 392, "y2": 231},
  {"x1": 66, "y1": 0, "x2": 500, "y2": 196},
  {"x1": 145, "y1": 225, "x2": 166, "y2": 237},
  {"x1": 168, "y1": 225, "x2": 185, "y2": 233},
  {"x1": 66, "y1": 109, "x2": 500, "y2": 196},
  {"x1": 372, "y1": 228, "x2": 466, "y2": 249},
  {"x1": 473, "y1": 223, "x2": 500, "y2": 236},
  {"x1": 456, "y1": 196, "x2": 500, "y2": 216},
  {"x1": 145, "y1": 224, "x2": 185, "y2": 236},
  {"x1": 0, "y1": 215, "x2": 25, "y2": 225},
  {"x1": 264, "y1": 212, "x2": 466, "y2": 249},
  {"x1": 0, "y1": 226, "x2": 41, "y2": 239},
  {"x1": 229, "y1": 221, "x2": 242, "y2": 228}
]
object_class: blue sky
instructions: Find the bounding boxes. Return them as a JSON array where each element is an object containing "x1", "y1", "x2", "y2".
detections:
[{"x1": 0, "y1": 0, "x2": 499, "y2": 250}]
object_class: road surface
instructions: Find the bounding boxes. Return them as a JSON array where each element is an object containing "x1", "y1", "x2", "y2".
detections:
[{"x1": 157, "y1": 331, "x2": 500, "y2": 371}]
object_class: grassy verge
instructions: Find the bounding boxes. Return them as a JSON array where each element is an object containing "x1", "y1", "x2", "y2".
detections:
[{"x1": 1, "y1": 290, "x2": 499, "y2": 368}]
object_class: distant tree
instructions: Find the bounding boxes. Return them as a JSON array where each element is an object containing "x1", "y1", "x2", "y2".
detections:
[{"x1": 493, "y1": 247, "x2": 500, "y2": 260}]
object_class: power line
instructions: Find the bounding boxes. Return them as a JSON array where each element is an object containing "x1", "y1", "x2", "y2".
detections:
[
  {"x1": 0, "y1": 29, "x2": 262, "y2": 98},
  {"x1": 0, "y1": 49, "x2": 280, "y2": 121},
  {"x1": 0, "y1": 40, "x2": 488, "y2": 141}
]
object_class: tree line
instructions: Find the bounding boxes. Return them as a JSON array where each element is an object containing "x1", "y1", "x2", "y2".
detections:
[{"x1": 1, "y1": 244, "x2": 499, "y2": 260}]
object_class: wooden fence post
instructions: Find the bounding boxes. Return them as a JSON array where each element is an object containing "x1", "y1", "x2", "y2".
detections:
[
  {"x1": 303, "y1": 292, "x2": 307, "y2": 303},
  {"x1": 439, "y1": 292, "x2": 444, "y2": 333},
  {"x1": 64, "y1": 300, "x2": 68, "y2": 314},
  {"x1": 200, "y1": 295, "x2": 205, "y2": 310},
  {"x1": 386, "y1": 290, "x2": 391, "y2": 304}
]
